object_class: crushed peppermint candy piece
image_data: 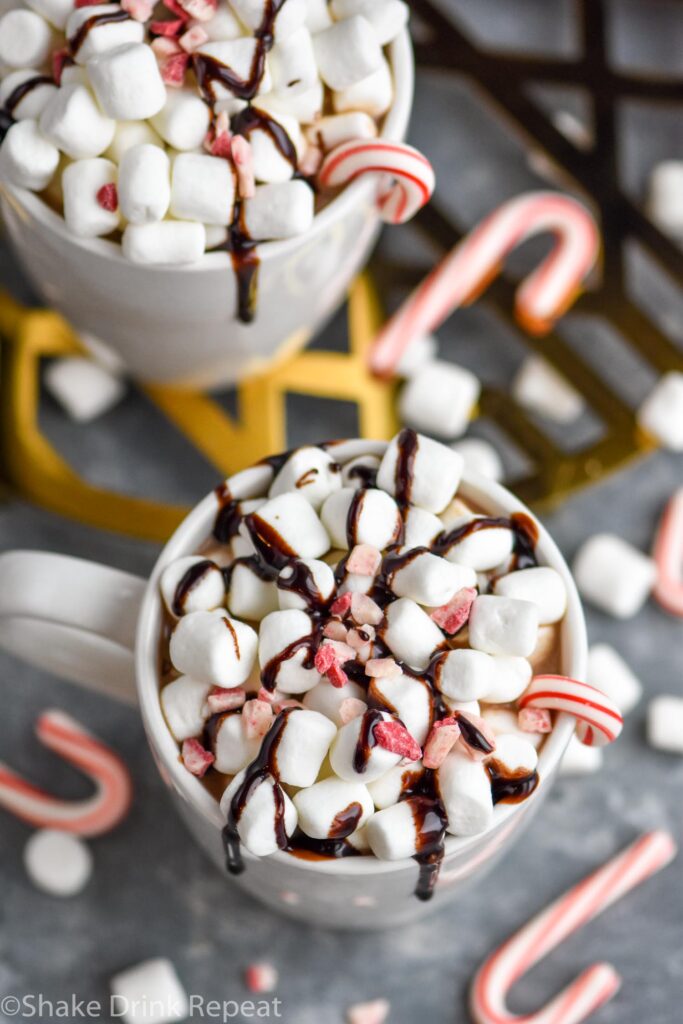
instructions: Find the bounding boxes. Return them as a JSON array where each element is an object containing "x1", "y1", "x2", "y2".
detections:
[
  {"x1": 518, "y1": 707, "x2": 553, "y2": 734},
  {"x1": 181, "y1": 738, "x2": 214, "y2": 777},
  {"x1": 327, "y1": 660, "x2": 349, "y2": 689},
  {"x1": 75, "y1": 0, "x2": 104, "y2": 6},
  {"x1": 430, "y1": 586, "x2": 477, "y2": 634},
  {"x1": 96, "y1": 184, "x2": 118, "y2": 212},
  {"x1": 339, "y1": 697, "x2": 367, "y2": 723},
  {"x1": 274, "y1": 698, "x2": 305, "y2": 711},
  {"x1": 347, "y1": 998, "x2": 390, "y2": 1024},
  {"x1": 178, "y1": 0, "x2": 217, "y2": 21},
  {"x1": 323, "y1": 620, "x2": 348, "y2": 642},
  {"x1": 347, "y1": 544, "x2": 382, "y2": 577},
  {"x1": 374, "y1": 720, "x2": 421, "y2": 762},
  {"x1": 366, "y1": 658, "x2": 402, "y2": 678},
  {"x1": 257, "y1": 686, "x2": 280, "y2": 705},
  {"x1": 52, "y1": 48, "x2": 71, "y2": 85},
  {"x1": 331, "y1": 593, "x2": 353, "y2": 618},
  {"x1": 299, "y1": 144, "x2": 323, "y2": 178},
  {"x1": 207, "y1": 687, "x2": 246, "y2": 713},
  {"x1": 423, "y1": 719, "x2": 461, "y2": 769},
  {"x1": 350, "y1": 592, "x2": 383, "y2": 626},
  {"x1": 243, "y1": 699, "x2": 274, "y2": 739},
  {"x1": 244, "y1": 962, "x2": 278, "y2": 994},
  {"x1": 150, "y1": 17, "x2": 186, "y2": 36},
  {"x1": 179, "y1": 24, "x2": 209, "y2": 52},
  {"x1": 121, "y1": 0, "x2": 154, "y2": 21},
  {"x1": 231, "y1": 134, "x2": 255, "y2": 199}
]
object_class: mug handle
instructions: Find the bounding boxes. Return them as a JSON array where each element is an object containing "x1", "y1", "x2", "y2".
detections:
[{"x1": 0, "y1": 550, "x2": 147, "y2": 704}]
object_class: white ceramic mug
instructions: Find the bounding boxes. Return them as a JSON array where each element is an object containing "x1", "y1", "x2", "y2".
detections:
[
  {"x1": 0, "y1": 35, "x2": 413, "y2": 391},
  {"x1": 0, "y1": 440, "x2": 584, "y2": 930}
]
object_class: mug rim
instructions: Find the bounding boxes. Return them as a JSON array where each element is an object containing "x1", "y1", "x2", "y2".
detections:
[
  {"x1": 135, "y1": 439, "x2": 585, "y2": 877},
  {"x1": 1, "y1": 30, "x2": 414, "y2": 271}
]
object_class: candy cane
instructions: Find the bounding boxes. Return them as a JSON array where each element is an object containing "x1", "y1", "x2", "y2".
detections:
[
  {"x1": 368, "y1": 191, "x2": 600, "y2": 377},
  {"x1": 518, "y1": 675, "x2": 622, "y2": 747},
  {"x1": 652, "y1": 488, "x2": 683, "y2": 618},
  {"x1": 318, "y1": 139, "x2": 435, "y2": 225},
  {"x1": 0, "y1": 710, "x2": 132, "y2": 836},
  {"x1": 470, "y1": 830, "x2": 676, "y2": 1024}
]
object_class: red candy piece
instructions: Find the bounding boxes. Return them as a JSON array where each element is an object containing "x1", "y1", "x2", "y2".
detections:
[
  {"x1": 182, "y1": 738, "x2": 214, "y2": 777},
  {"x1": 314, "y1": 643, "x2": 350, "y2": 688},
  {"x1": 159, "y1": 51, "x2": 190, "y2": 86},
  {"x1": 163, "y1": 0, "x2": 190, "y2": 17},
  {"x1": 347, "y1": 543, "x2": 382, "y2": 577},
  {"x1": 430, "y1": 586, "x2": 477, "y2": 634},
  {"x1": 75, "y1": 0, "x2": 104, "y2": 7},
  {"x1": 150, "y1": 17, "x2": 186, "y2": 36},
  {"x1": 243, "y1": 699, "x2": 274, "y2": 739},
  {"x1": 374, "y1": 720, "x2": 421, "y2": 762},
  {"x1": 178, "y1": 0, "x2": 217, "y2": 20},
  {"x1": 245, "y1": 962, "x2": 278, "y2": 994},
  {"x1": 96, "y1": 184, "x2": 118, "y2": 212},
  {"x1": 326, "y1": 661, "x2": 349, "y2": 689},
  {"x1": 423, "y1": 719, "x2": 460, "y2": 769},
  {"x1": 518, "y1": 707, "x2": 552, "y2": 734},
  {"x1": 330, "y1": 592, "x2": 353, "y2": 618},
  {"x1": 122, "y1": 0, "x2": 154, "y2": 20},
  {"x1": 211, "y1": 130, "x2": 233, "y2": 159}
]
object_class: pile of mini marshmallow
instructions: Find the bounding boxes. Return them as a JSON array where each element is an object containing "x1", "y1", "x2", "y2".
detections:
[
  {"x1": 0, "y1": 0, "x2": 407, "y2": 262},
  {"x1": 159, "y1": 430, "x2": 569, "y2": 863}
]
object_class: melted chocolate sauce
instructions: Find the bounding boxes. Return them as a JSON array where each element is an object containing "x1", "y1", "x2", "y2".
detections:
[
  {"x1": 172, "y1": 559, "x2": 217, "y2": 617},
  {"x1": 410, "y1": 796, "x2": 448, "y2": 902},
  {"x1": 0, "y1": 108, "x2": 14, "y2": 143},
  {"x1": 3, "y1": 75, "x2": 53, "y2": 115},
  {"x1": 433, "y1": 513, "x2": 539, "y2": 571},
  {"x1": 233, "y1": 105, "x2": 299, "y2": 171},
  {"x1": 69, "y1": 9, "x2": 132, "y2": 57},
  {"x1": 244, "y1": 511, "x2": 298, "y2": 570},
  {"x1": 288, "y1": 831, "x2": 361, "y2": 861},
  {"x1": 278, "y1": 559, "x2": 331, "y2": 612},
  {"x1": 260, "y1": 627, "x2": 319, "y2": 693},
  {"x1": 222, "y1": 555, "x2": 278, "y2": 594},
  {"x1": 487, "y1": 761, "x2": 540, "y2": 805},
  {"x1": 213, "y1": 496, "x2": 243, "y2": 545},
  {"x1": 346, "y1": 463, "x2": 378, "y2": 488},
  {"x1": 352, "y1": 708, "x2": 384, "y2": 774},
  {"x1": 393, "y1": 428, "x2": 419, "y2": 506},
  {"x1": 456, "y1": 712, "x2": 495, "y2": 756}
]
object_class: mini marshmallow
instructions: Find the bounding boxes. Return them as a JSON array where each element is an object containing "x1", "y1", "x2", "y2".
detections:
[
  {"x1": 271, "y1": 708, "x2": 337, "y2": 787},
  {"x1": 222, "y1": 771, "x2": 297, "y2": 856},
  {"x1": 170, "y1": 609, "x2": 258, "y2": 688},
  {"x1": 122, "y1": 220, "x2": 206, "y2": 264},
  {"x1": 382, "y1": 597, "x2": 445, "y2": 671},
  {"x1": 399, "y1": 360, "x2": 480, "y2": 440},
  {"x1": 559, "y1": 734, "x2": 603, "y2": 776},
  {"x1": 307, "y1": 110, "x2": 377, "y2": 151},
  {"x1": 200, "y1": 7, "x2": 243, "y2": 40},
  {"x1": 87, "y1": 42, "x2": 166, "y2": 120},
  {"x1": 647, "y1": 161, "x2": 683, "y2": 239},
  {"x1": 321, "y1": 487, "x2": 401, "y2": 550},
  {"x1": 249, "y1": 491, "x2": 330, "y2": 561},
  {"x1": 150, "y1": 89, "x2": 211, "y2": 151},
  {"x1": 269, "y1": 446, "x2": 343, "y2": 509},
  {"x1": 489, "y1": 733, "x2": 538, "y2": 775},
  {"x1": 256, "y1": 79, "x2": 324, "y2": 123},
  {"x1": 367, "y1": 761, "x2": 424, "y2": 810},
  {"x1": 482, "y1": 707, "x2": 541, "y2": 749},
  {"x1": 43, "y1": 356, "x2": 126, "y2": 419},
  {"x1": 196, "y1": 39, "x2": 272, "y2": 100},
  {"x1": 258, "y1": 609, "x2": 321, "y2": 693},
  {"x1": 647, "y1": 696, "x2": 683, "y2": 755},
  {"x1": 306, "y1": 0, "x2": 332, "y2": 32},
  {"x1": 377, "y1": 431, "x2": 464, "y2": 515},
  {"x1": 227, "y1": 561, "x2": 279, "y2": 621},
  {"x1": 293, "y1": 777, "x2": 373, "y2": 839},
  {"x1": 60, "y1": 65, "x2": 90, "y2": 87},
  {"x1": 313, "y1": 15, "x2": 382, "y2": 90},
  {"x1": 212, "y1": 711, "x2": 261, "y2": 774},
  {"x1": 0, "y1": 69, "x2": 56, "y2": 120},
  {"x1": 0, "y1": 9, "x2": 52, "y2": 69},
  {"x1": 441, "y1": 516, "x2": 515, "y2": 572},
  {"x1": 494, "y1": 567, "x2": 567, "y2": 626},
  {"x1": 433, "y1": 649, "x2": 495, "y2": 703},
  {"x1": 512, "y1": 356, "x2": 584, "y2": 424},
  {"x1": 242, "y1": 179, "x2": 314, "y2": 240},
  {"x1": 269, "y1": 27, "x2": 318, "y2": 97},
  {"x1": 438, "y1": 749, "x2": 493, "y2": 836},
  {"x1": 0, "y1": 118, "x2": 59, "y2": 190},
  {"x1": 332, "y1": 56, "x2": 393, "y2": 119},
  {"x1": 40, "y1": 84, "x2": 116, "y2": 159},
  {"x1": 277, "y1": 558, "x2": 335, "y2": 611},
  {"x1": 118, "y1": 143, "x2": 170, "y2": 224},
  {"x1": 341, "y1": 454, "x2": 379, "y2": 489},
  {"x1": 389, "y1": 551, "x2": 476, "y2": 607},
  {"x1": 331, "y1": 0, "x2": 409, "y2": 46},
  {"x1": 62, "y1": 157, "x2": 120, "y2": 237},
  {"x1": 170, "y1": 151, "x2": 236, "y2": 225},
  {"x1": 329, "y1": 709, "x2": 403, "y2": 783},
  {"x1": 230, "y1": 0, "x2": 306, "y2": 38},
  {"x1": 160, "y1": 555, "x2": 226, "y2": 617},
  {"x1": 106, "y1": 119, "x2": 164, "y2": 163},
  {"x1": 469, "y1": 596, "x2": 539, "y2": 658},
  {"x1": 573, "y1": 533, "x2": 656, "y2": 618},
  {"x1": 398, "y1": 506, "x2": 443, "y2": 552},
  {"x1": 637, "y1": 372, "x2": 683, "y2": 450},
  {"x1": 110, "y1": 959, "x2": 189, "y2": 1024},
  {"x1": 24, "y1": 828, "x2": 93, "y2": 897},
  {"x1": 365, "y1": 798, "x2": 424, "y2": 860},
  {"x1": 303, "y1": 677, "x2": 366, "y2": 725},
  {"x1": 161, "y1": 676, "x2": 211, "y2": 742},
  {"x1": 586, "y1": 643, "x2": 642, "y2": 715},
  {"x1": 66, "y1": 5, "x2": 144, "y2": 65},
  {"x1": 450, "y1": 438, "x2": 504, "y2": 482},
  {"x1": 369, "y1": 672, "x2": 432, "y2": 744},
  {"x1": 26, "y1": 0, "x2": 73, "y2": 31},
  {"x1": 485, "y1": 656, "x2": 533, "y2": 704}
]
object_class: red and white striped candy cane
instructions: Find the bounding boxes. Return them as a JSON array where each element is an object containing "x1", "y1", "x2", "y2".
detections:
[
  {"x1": 0, "y1": 710, "x2": 132, "y2": 836},
  {"x1": 652, "y1": 487, "x2": 683, "y2": 618},
  {"x1": 519, "y1": 675, "x2": 622, "y2": 747},
  {"x1": 470, "y1": 830, "x2": 677, "y2": 1024},
  {"x1": 368, "y1": 190, "x2": 600, "y2": 377},
  {"x1": 318, "y1": 139, "x2": 435, "y2": 225}
]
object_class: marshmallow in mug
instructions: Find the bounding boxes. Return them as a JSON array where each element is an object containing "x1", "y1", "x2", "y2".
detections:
[
  {"x1": 258, "y1": 609, "x2": 322, "y2": 693},
  {"x1": 170, "y1": 609, "x2": 258, "y2": 688},
  {"x1": 221, "y1": 769, "x2": 298, "y2": 857},
  {"x1": 321, "y1": 487, "x2": 401, "y2": 550}
]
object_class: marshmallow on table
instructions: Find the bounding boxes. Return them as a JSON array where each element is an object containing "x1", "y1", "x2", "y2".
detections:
[
  {"x1": 647, "y1": 696, "x2": 683, "y2": 754},
  {"x1": 647, "y1": 161, "x2": 683, "y2": 240},
  {"x1": 398, "y1": 506, "x2": 443, "y2": 552},
  {"x1": 399, "y1": 360, "x2": 481, "y2": 440},
  {"x1": 277, "y1": 558, "x2": 336, "y2": 611},
  {"x1": 40, "y1": 84, "x2": 116, "y2": 159},
  {"x1": 433, "y1": 649, "x2": 495, "y2": 702},
  {"x1": 438, "y1": 749, "x2": 493, "y2": 836},
  {"x1": 369, "y1": 672, "x2": 432, "y2": 744},
  {"x1": 66, "y1": 5, "x2": 144, "y2": 65},
  {"x1": 160, "y1": 556, "x2": 226, "y2": 617},
  {"x1": 248, "y1": 491, "x2": 330, "y2": 561},
  {"x1": 493, "y1": 567, "x2": 567, "y2": 625},
  {"x1": 0, "y1": 119, "x2": 59, "y2": 191},
  {"x1": 382, "y1": 597, "x2": 445, "y2": 671},
  {"x1": 0, "y1": 9, "x2": 52, "y2": 69},
  {"x1": 485, "y1": 656, "x2": 532, "y2": 704},
  {"x1": 450, "y1": 438, "x2": 504, "y2": 482},
  {"x1": 62, "y1": 157, "x2": 120, "y2": 237},
  {"x1": 227, "y1": 561, "x2": 279, "y2": 622},
  {"x1": 389, "y1": 550, "x2": 476, "y2": 607},
  {"x1": 87, "y1": 42, "x2": 166, "y2": 120},
  {"x1": 586, "y1": 643, "x2": 642, "y2": 715},
  {"x1": 212, "y1": 711, "x2": 261, "y2": 774},
  {"x1": 105, "y1": 119, "x2": 164, "y2": 163},
  {"x1": 331, "y1": 0, "x2": 409, "y2": 46},
  {"x1": 573, "y1": 533, "x2": 656, "y2": 618},
  {"x1": 268, "y1": 446, "x2": 343, "y2": 510},
  {"x1": 377, "y1": 431, "x2": 464, "y2": 515},
  {"x1": 468, "y1": 595, "x2": 539, "y2": 658},
  {"x1": 441, "y1": 516, "x2": 515, "y2": 572},
  {"x1": 258, "y1": 609, "x2": 321, "y2": 693},
  {"x1": 118, "y1": 144, "x2": 170, "y2": 224},
  {"x1": 150, "y1": 89, "x2": 211, "y2": 151},
  {"x1": 170, "y1": 152, "x2": 236, "y2": 225},
  {"x1": 512, "y1": 356, "x2": 584, "y2": 424},
  {"x1": 637, "y1": 372, "x2": 683, "y2": 450},
  {"x1": 367, "y1": 760, "x2": 423, "y2": 810},
  {"x1": 270, "y1": 708, "x2": 337, "y2": 787},
  {"x1": 307, "y1": 111, "x2": 377, "y2": 151},
  {"x1": 170, "y1": 609, "x2": 258, "y2": 688},
  {"x1": 303, "y1": 677, "x2": 366, "y2": 726},
  {"x1": 269, "y1": 27, "x2": 318, "y2": 97},
  {"x1": 0, "y1": 69, "x2": 56, "y2": 120},
  {"x1": 243, "y1": 180, "x2": 314, "y2": 240},
  {"x1": 321, "y1": 487, "x2": 401, "y2": 550},
  {"x1": 44, "y1": 356, "x2": 126, "y2": 422},
  {"x1": 559, "y1": 734, "x2": 603, "y2": 776},
  {"x1": 160, "y1": 676, "x2": 211, "y2": 742},
  {"x1": 366, "y1": 797, "x2": 432, "y2": 860},
  {"x1": 313, "y1": 15, "x2": 382, "y2": 90},
  {"x1": 24, "y1": 828, "x2": 93, "y2": 897},
  {"x1": 122, "y1": 221, "x2": 206, "y2": 265},
  {"x1": 330, "y1": 709, "x2": 403, "y2": 783},
  {"x1": 293, "y1": 777, "x2": 373, "y2": 839},
  {"x1": 332, "y1": 56, "x2": 393, "y2": 119},
  {"x1": 110, "y1": 958, "x2": 190, "y2": 1024}
]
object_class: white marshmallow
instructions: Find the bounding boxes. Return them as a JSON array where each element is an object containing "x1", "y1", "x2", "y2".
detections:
[
  {"x1": 106, "y1": 120, "x2": 164, "y2": 164},
  {"x1": 269, "y1": 27, "x2": 318, "y2": 97},
  {"x1": 394, "y1": 333, "x2": 438, "y2": 379},
  {"x1": 62, "y1": 157, "x2": 120, "y2": 237},
  {"x1": 637, "y1": 372, "x2": 683, "y2": 450},
  {"x1": 331, "y1": 0, "x2": 409, "y2": 45},
  {"x1": 243, "y1": 179, "x2": 315, "y2": 240},
  {"x1": 332, "y1": 56, "x2": 393, "y2": 118},
  {"x1": 365, "y1": 798, "x2": 422, "y2": 860},
  {"x1": 400, "y1": 360, "x2": 480, "y2": 440},
  {"x1": 469, "y1": 595, "x2": 539, "y2": 658},
  {"x1": 230, "y1": 0, "x2": 306, "y2": 38},
  {"x1": 170, "y1": 152, "x2": 236, "y2": 226},
  {"x1": 441, "y1": 516, "x2": 515, "y2": 571},
  {"x1": 66, "y1": 5, "x2": 144, "y2": 64},
  {"x1": 110, "y1": 959, "x2": 189, "y2": 1024},
  {"x1": 204, "y1": 223, "x2": 229, "y2": 249},
  {"x1": 227, "y1": 561, "x2": 279, "y2": 621},
  {"x1": 40, "y1": 84, "x2": 115, "y2": 159},
  {"x1": 273, "y1": 708, "x2": 337, "y2": 787},
  {"x1": 559, "y1": 734, "x2": 603, "y2": 776},
  {"x1": 0, "y1": 69, "x2": 56, "y2": 120},
  {"x1": 382, "y1": 597, "x2": 445, "y2": 671},
  {"x1": 0, "y1": 118, "x2": 59, "y2": 190},
  {"x1": 150, "y1": 89, "x2": 211, "y2": 151},
  {"x1": 377, "y1": 431, "x2": 464, "y2": 515},
  {"x1": 306, "y1": 0, "x2": 333, "y2": 32},
  {"x1": 212, "y1": 712, "x2": 261, "y2": 774},
  {"x1": 118, "y1": 144, "x2": 170, "y2": 225},
  {"x1": 485, "y1": 656, "x2": 533, "y2": 704},
  {"x1": 586, "y1": 644, "x2": 642, "y2": 715},
  {"x1": 303, "y1": 677, "x2": 366, "y2": 726},
  {"x1": 277, "y1": 558, "x2": 335, "y2": 611},
  {"x1": 170, "y1": 609, "x2": 258, "y2": 688},
  {"x1": 161, "y1": 676, "x2": 211, "y2": 742},
  {"x1": 307, "y1": 110, "x2": 376, "y2": 151},
  {"x1": 195, "y1": 39, "x2": 272, "y2": 100},
  {"x1": 390, "y1": 550, "x2": 476, "y2": 607},
  {"x1": 369, "y1": 672, "x2": 432, "y2": 744},
  {"x1": 256, "y1": 79, "x2": 323, "y2": 123},
  {"x1": 489, "y1": 733, "x2": 538, "y2": 775},
  {"x1": 160, "y1": 556, "x2": 226, "y2": 618},
  {"x1": 443, "y1": 697, "x2": 481, "y2": 717},
  {"x1": 321, "y1": 487, "x2": 401, "y2": 550},
  {"x1": 294, "y1": 777, "x2": 373, "y2": 839},
  {"x1": 438, "y1": 749, "x2": 493, "y2": 836},
  {"x1": 269, "y1": 446, "x2": 343, "y2": 509},
  {"x1": 338, "y1": 570, "x2": 374, "y2": 596},
  {"x1": 647, "y1": 696, "x2": 683, "y2": 754},
  {"x1": 25, "y1": 0, "x2": 72, "y2": 30},
  {"x1": 398, "y1": 506, "x2": 443, "y2": 552},
  {"x1": 367, "y1": 760, "x2": 424, "y2": 810},
  {"x1": 341, "y1": 455, "x2": 379, "y2": 489},
  {"x1": 223, "y1": 771, "x2": 298, "y2": 858},
  {"x1": 313, "y1": 15, "x2": 382, "y2": 90},
  {"x1": 60, "y1": 64, "x2": 90, "y2": 87},
  {"x1": 122, "y1": 221, "x2": 206, "y2": 265},
  {"x1": 24, "y1": 828, "x2": 93, "y2": 897},
  {"x1": 450, "y1": 438, "x2": 504, "y2": 482},
  {"x1": 433, "y1": 649, "x2": 495, "y2": 702},
  {"x1": 329, "y1": 709, "x2": 403, "y2": 783},
  {"x1": 482, "y1": 707, "x2": 541, "y2": 749},
  {"x1": 249, "y1": 491, "x2": 330, "y2": 561},
  {"x1": 0, "y1": 9, "x2": 52, "y2": 69},
  {"x1": 87, "y1": 42, "x2": 165, "y2": 120},
  {"x1": 494, "y1": 567, "x2": 567, "y2": 626},
  {"x1": 258, "y1": 609, "x2": 321, "y2": 693},
  {"x1": 199, "y1": 7, "x2": 243, "y2": 41},
  {"x1": 512, "y1": 356, "x2": 584, "y2": 424},
  {"x1": 647, "y1": 161, "x2": 683, "y2": 239},
  {"x1": 43, "y1": 356, "x2": 126, "y2": 422},
  {"x1": 438, "y1": 497, "x2": 471, "y2": 531},
  {"x1": 573, "y1": 533, "x2": 656, "y2": 619},
  {"x1": 250, "y1": 109, "x2": 303, "y2": 182}
]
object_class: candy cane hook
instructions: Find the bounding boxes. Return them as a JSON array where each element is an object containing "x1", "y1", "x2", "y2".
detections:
[
  {"x1": 368, "y1": 190, "x2": 600, "y2": 378},
  {"x1": 470, "y1": 830, "x2": 677, "y2": 1024},
  {"x1": 519, "y1": 676, "x2": 623, "y2": 748},
  {"x1": 652, "y1": 487, "x2": 683, "y2": 618},
  {"x1": 0, "y1": 710, "x2": 132, "y2": 836}
]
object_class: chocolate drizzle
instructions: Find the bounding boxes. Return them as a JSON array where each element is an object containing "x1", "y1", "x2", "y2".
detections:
[
  {"x1": 69, "y1": 9, "x2": 132, "y2": 57},
  {"x1": 433, "y1": 512, "x2": 539, "y2": 572},
  {"x1": 244, "y1": 511, "x2": 298, "y2": 571},
  {"x1": 278, "y1": 559, "x2": 332, "y2": 612},
  {"x1": 352, "y1": 709, "x2": 384, "y2": 774},
  {"x1": 410, "y1": 795, "x2": 448, "y2": 902},
  {"x1": 3, "y1": 75, "x2": 53, "y2": 115},
  {"x1": 393, "y1": 428, "x2": 419, "y2": 506},
  {"x1": 172, "y1": 559, "x2": 217, "y2": 617},
  {"x1": 487, "y1": 761, "x2": 540, "y2": 805}
]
